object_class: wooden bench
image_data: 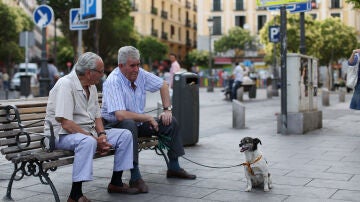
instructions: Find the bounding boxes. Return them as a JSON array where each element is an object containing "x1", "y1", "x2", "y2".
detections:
[{"x1": 0, "y1": 96, "x2": 169, "y2": 202}]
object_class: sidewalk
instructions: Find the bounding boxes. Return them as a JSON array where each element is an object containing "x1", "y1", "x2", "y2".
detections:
[{"x1": 0, "y1": 88, "x2": 359, "y2": 201}]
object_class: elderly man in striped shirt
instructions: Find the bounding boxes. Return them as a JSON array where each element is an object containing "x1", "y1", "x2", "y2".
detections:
[{"x1": 101, "y1": 46, "x2": 196, "y2": 193}]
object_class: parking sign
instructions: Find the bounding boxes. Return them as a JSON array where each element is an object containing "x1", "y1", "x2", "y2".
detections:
[
  {"x1": 80, "y1": 0, "x2": 102, "y2": 21},
  {"x1": 269, "y1": 26, "x2": 280, "y2": 43}
]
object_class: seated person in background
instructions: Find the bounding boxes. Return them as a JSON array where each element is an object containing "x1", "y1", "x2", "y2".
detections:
[
  {"x1": 101, "y1": 46, "x2": 196, "y2": 194},
  {"x1": 44, "y1": 52, "x2": 139, "y2": 202}
]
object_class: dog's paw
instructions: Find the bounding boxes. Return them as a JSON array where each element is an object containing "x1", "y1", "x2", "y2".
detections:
[
  {"x1": 245, "y1": 187, "x2": 252, "y2": 192},
  {"x1": 264, "y1": 188, "x2": 270, "y2": 192}
]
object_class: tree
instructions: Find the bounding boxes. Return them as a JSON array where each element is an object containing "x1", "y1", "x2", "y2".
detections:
[
  {"x1": 185, "y1": 49, "x2": 209, "y2": 67},
  {"x1": 40, "y1": 0, "x2": 138, "y2": 66},
  {"x1": 137, "y1": 36, "x2": 168, "y2": 66},
  {"x1": 346, "y1": 0, "x2": 360, "y2": 8},
  {"x1": 214, "y1": 27, "x2": 256, "y2": 59},
  {"x1": 0, "y1": 2, "x2": 34, "y2": 69}
]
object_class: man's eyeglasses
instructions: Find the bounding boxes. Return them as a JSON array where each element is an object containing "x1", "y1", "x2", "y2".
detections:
[{"x1": 90, "y1": 69, "x2": 104, "y2": 74}]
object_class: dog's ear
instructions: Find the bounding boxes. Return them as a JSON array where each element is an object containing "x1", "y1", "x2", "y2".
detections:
[{"x1": 254, "y1": 138, "x2": 262, "y2": 145}]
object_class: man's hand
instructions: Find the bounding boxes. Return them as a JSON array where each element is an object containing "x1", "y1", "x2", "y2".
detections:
[
  {"x1": 96, "y1": 135, "x2": 111, "y2": 156},
  {"x1": 149, "y1": 116, "x2": 159, "y2": 132},
  {"x1": 159, "y1": 110, "x2": 172, "y2": 126}
]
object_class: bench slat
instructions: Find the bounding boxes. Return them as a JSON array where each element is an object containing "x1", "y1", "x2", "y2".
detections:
[
  {"x1": 0, "y1": 126, "x2": 45, "y2": 139},
  {"x1": 1, "y1": 142, "x2": 42, "y2": 155},
  {"x1": 0, "y1": 135, "x2": 43, "y2": 147}
]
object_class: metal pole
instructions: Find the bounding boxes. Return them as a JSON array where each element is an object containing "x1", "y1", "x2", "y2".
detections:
[
  {"x1": 78, "y1": 30, "x2": 82, "y2": 58},
  {"x1": 207, "y1": 27, "x2": 214, "y2": 92},
  {"x1": 280, "y1": 6, "x2": 287, "y2": 135},
  {"x1": 272, "y1": 43, "x2": 279, "y2": 96},
  {"x1": 39, "y1": 0, "x2": 49, "y2": 97},
  {"x1": 299, "y1": 12, "x2": 306, "y2": 55}
]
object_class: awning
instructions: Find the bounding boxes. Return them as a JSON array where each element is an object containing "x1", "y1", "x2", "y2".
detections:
[{"x1": 214, "y1": 57, "x2": 232, "y2": 65}]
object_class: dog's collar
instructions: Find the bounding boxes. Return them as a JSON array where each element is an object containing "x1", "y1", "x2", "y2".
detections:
[{"x1": 241, "y1": 155, "x2": 262, "y2": 176}]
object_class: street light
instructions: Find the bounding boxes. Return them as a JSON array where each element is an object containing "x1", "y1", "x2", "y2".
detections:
[{"x1": 207, "y1": 17, "x2": 214, "y2": 92}]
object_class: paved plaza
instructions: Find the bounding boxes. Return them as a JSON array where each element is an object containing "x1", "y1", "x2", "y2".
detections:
[{"x1": 0, "y1": 88, "x2": 359, "y2": 201}]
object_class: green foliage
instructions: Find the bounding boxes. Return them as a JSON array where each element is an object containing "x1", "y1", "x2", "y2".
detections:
[
  {"x1": 137, "y1": 36, "x2": 168, "y2": 65},
  {"x1": 259, "y1": 13, "x2": 356, "y2": 66},
  {"x1": 346, "y1": 0, "x2": 360, "y2": 8},
  {"x1": 53, "y1": 36, "x2": 74, "y2": 72},
  {"x1": 0, "y1": 2, "x2": 34, "y2": 68},
  {"x1": 185, "y1": 49, "x2": 209, "y2": 67},
  {"x1": 43, "y1": 0, "x2": 138, "y2": 66},
  {"x1": 214, "y1": 27, "x2": 255, "y2": 55}
]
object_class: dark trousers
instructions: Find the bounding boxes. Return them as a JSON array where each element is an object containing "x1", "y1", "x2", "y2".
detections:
[
  {"x1": 231, "y1": 80, "x2": 242, "y2": 100},
  {"x1": 103, "y1": 117, "x2": 185, "y2": 164}
]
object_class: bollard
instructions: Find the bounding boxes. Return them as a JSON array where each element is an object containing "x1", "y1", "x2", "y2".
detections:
[
  {"x1": 232, "y1": 99, "x2": 245, "y2": 129},
  {"x1": 339, "y1": 88, "x2": 346, "y2": 103},
  {"x1": 266, "y1": 85, "x2": 272, "y2": 99},
  {"x1": 237, "y1": 87, "x2": 244, "y2": 102},
  {"x1": 321, "y1": 88, "x2": 330, "y2": 106}
]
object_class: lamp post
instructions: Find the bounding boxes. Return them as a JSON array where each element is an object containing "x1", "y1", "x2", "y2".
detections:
[{"x1": 207, "y1": 17, "x2": 214, "y2": 92}]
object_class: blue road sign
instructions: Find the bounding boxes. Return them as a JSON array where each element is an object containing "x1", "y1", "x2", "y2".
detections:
[
  {"x1": 80, "y1": 0, "x2": 102, "y2": 21},
  {"x1": 33, "y1": 5, "x2": 54, "y2": 28},
  {"x1": 269, "y1": 25, "x2": 280, "y2": 43},
  {"x1": 70, "y1": 8, "x2": 89, "y2": 30},
  {"x1": 267, "y1": 1, "x2": 311, "y2": 13}
]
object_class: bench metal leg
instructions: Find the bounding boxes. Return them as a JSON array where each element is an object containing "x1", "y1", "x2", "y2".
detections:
[
  {"x1": 39, "y1": 171, "x2": 60, "y2": 202},
  {"x1": 3, "y1": 163, "x2": 18, "y2": 201}
]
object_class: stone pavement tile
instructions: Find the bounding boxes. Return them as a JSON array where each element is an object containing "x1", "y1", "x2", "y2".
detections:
[
  {"x1": 326, "y1": 165, "x2": 360, "y2": 175},
  {"x1": 349, "y1": 174, "x2": 360, "y2": 182},
  {"x1": 203, "y1": 189, "x2": 287, "y2": 202},
  {"x1": 148, "y1": 183, "x2": 217, "y2": 198},
  {"x1": 142, "y1": 173, "x2": 199, "y2": 186},
  {"x1": 151, "y1": 195, "x2": 217, "y2": 202},
  {"x1": 15, "y1": 193, "x2": 68, "y2": 202},
  {"x1": 272, "y1": 175, "x2": 312, "y2": 186},
  {"x1": 283, "y1": 196, "x2": 353, "y2": 202},
  {"x1": 84, "y1": 188, "x2": 160, "y2": 202},
  {"x1": 331, "y1": 190, "x2": 360, "y2": 201},
  {"x1": 191, "y1": 178, "x2": 245, "y2": 190},
  {"x1": 306, "y1": 179, "x2": 360, "y2": 191},
  {"x1": 0, "y1": 176, "x2": 41, "y2": 189},
  {"x1": 285, "y1": 170, "x2": 352, "y2": 181},
  {"x1": 0, "y1": 186, "x2": 44, "y2": 201},
  {"x1": 268, "y1": 184, "x2": 337, "y2": 199}
]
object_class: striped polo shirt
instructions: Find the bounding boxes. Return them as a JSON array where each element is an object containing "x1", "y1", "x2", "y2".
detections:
[{"x1": 101, "y1": 67, "x2": 163, "y2": 123}]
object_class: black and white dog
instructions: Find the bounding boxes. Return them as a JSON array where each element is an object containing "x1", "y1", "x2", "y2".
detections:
[{"x1": 239, "y1": 137, "x2": 272, "y2": 192}]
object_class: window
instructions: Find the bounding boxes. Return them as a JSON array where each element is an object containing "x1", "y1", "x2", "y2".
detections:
[
  {"x1": 235, "y1": 0, "x2": 244, "y2": 11},
  {"x1": 310, "y1": 14, "x2": 317, "y2": 20},
  {"x1": 257, "y1": 15, "x2": 267, "y2": 32},
  {"x1": 331, "y1": 0, "x2": 341, "y2": 8},
  {"x1": 213, "y1": 16, "x2": 222, "y2": 35},
  {"x1": 213, "y1": 0, "x2": 221, "y2": 11},
  {"x1": 331, "y1": 13, "x2": 340, "y2": 18},
  {"x1": 235, "y1": 16, "x2": 246, "y2": 28}
]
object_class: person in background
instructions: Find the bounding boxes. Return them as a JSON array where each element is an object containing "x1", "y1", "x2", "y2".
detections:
[
  {"x1": 348, "y1": 49, "x2": 360, "y2": 110},
  {"x1": 47, "y1": 58, "x2": 60, "y2": 89},
  {"x1": 44, "y1": 52, "x2": 138, "y2": 202},
  {"x1": 2, "y1": 69, "x2": 9, "y2": 91},
  {"x1": 231, "y1": 62, "x2": 245, "y2": 100},
  {"x1": 167, "y1": 53, "x2": 181, "y2": 89},
  {"x1": 101, "y1": 46, "x2": 196, "y2": 194}
]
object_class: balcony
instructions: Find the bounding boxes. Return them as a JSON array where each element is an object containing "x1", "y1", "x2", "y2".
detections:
[
  {"x1": 161, "y1": 10, "x2": 168, "y2": 19},
  {"x1": 186, "y1": 19, "x2": 191, "y2": 27},
  {"x1": 151, "y1": 7, "x2": 158, "y2": 15},
  {"x1": 193, "y1": 4, "x2": 197, "y2": 11},
  {"x1": 193, "y1": 22, "x2": 197, "y2": 30},
  {"x1": 161, "y1": 32, "x2": 168, "y2": 40},
  {"x1": 186, "y1": 1, "x2": 191, "y2": 9},
  {"x1": 132, "y1": 4, "x2": 138, "y2": 11},
  {"x1": 186, "y1": 38, "x2": 192, "y2": 47},
  {"x1": 151, "y1": 29, "x2": 158, "y2": 37}
]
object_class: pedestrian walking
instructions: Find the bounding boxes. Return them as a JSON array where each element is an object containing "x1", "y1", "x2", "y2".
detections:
[{"x1": 348, "y1": 49, "x2": 360, "y2": 109}]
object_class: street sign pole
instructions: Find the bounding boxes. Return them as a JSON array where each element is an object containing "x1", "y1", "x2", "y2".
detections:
[
  {"x1": 78, "y1": 30, "x2": 82, "y2": 58},
  {"x1": 299, "y1": 12, "x2": 306, "y2": 54},
  {"x1": 280, "y1": 6, "x2": 287, "y2": 135}
]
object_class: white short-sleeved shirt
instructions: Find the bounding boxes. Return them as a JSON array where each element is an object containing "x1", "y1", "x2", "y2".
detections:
[{"x1": 44, "y1": 70, "x2": 101, "y2": 140}]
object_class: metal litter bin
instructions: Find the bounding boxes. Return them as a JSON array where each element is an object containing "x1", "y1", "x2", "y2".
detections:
[
  {"x1": 20, "y1": 75, "x2": 31, "y2": 97},
  {"x1": 172, "y1": 72, "x2": 199, "y2": 146}
]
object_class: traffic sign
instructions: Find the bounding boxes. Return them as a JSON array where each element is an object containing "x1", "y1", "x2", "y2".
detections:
[
  {"x1": 33, "y1": 5, "x2": 54, "y2": 28},
  {"x1": 267, "y1": 1, "x2": 311, "y2": 13},
  {"x1": 257, "y1": 0, "x2": 309, "y2": 7},
  {"x1": 269, "y1": 25, "x2": 280, "y2": 43},
  {"x1": 80, "y1": 0, "x2": 102, "y2": 21},
  {"x1": 70, "y1": 8, "x2": 90, "y2": 30}
]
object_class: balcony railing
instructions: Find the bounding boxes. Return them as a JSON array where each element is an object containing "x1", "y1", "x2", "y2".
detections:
[
  {"x1": 186, "y1": 38, "x2": 192, "y2": 46},
  {"x1": 132, "y1": 4, "x2": 138, "y2": 11},
  {"x1": 193, "y1": 22, "x2": 197, "y2": 30},
  {"x1": 193, "y1": 4, "x2": 197, "y2": 11},
  {"x1": 186, "y1": 1, "x2": 191, "y2": 9},
  {"x1": 151, "y1": 29, "x2": 158, "y2": 37},
  {"x1": 161, "y1": 10, "x2": 168, "y2": 19},
  {"x1": 151, "y1": 7, "x2": 158, "y2": 15},
  {"x1": 186, "y1": 19, "x2": 191, "y2": 27},
  {"x1": 161, "y1": 32, "x2": 168, "y2": 40}
]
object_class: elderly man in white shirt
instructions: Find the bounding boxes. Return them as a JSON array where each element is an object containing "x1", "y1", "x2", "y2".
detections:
[{"x1": 44, "y1": 52, "x2": 139, "y2": 202}]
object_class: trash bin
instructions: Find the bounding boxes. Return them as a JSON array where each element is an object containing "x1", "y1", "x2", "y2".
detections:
[
  {"x1": 248, "y1": 84, "x2": 257, "y2": 98},
  {"x1": 20, "y1": 75, "x2": 31, "y2": 97},
  {"x1": 172, "y1": 72, "x2": 199, "y2": 146}
]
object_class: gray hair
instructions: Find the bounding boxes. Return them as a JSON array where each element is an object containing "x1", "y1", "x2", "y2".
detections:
[
  {"x1": 118, "y1": 46, "x2": 140, "y2": 65},
  {"x1": 74, "y1": 52, "x2": 102, "y2": 75}
]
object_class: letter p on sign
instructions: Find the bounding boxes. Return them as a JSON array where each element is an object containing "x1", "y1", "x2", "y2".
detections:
[{"x1": 269, "y1": 26, "x2": 280, "y2": 43}]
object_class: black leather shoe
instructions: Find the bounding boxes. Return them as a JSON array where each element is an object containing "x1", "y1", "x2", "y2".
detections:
[{"x1": 167, "y1": 168, "x2": 196, "y2": 180}]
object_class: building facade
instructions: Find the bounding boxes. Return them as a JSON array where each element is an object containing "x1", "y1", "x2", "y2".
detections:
[{"x1": 130, "y1": 0, "x2": 197, "y2": 60}]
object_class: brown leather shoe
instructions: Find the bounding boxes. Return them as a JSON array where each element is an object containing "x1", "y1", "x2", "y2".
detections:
[
  {"x1": 107, "y1": 183, "x2": 139, "y2": 194},
  {"x1": 129, "y1": 178, "x2": 149, "y2": 193},
  {"x1": 67, "y1": 195, "x2": 91, "y2": 202},
  {"x1": 167, "y1": 168, "x2": 196, "y2": 179}
]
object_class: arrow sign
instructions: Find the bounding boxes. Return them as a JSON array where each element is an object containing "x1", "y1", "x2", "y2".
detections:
[
  {"x1": 70, "y1": 8, "x2": 90, "y2": 30},
  {"x1": 33, "y1": 5, "x2": 54, "y2": 28}
]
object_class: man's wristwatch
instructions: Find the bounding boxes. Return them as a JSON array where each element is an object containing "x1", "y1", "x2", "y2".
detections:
[
  {"x1": 98, "y1": 131, "x2": 106, "y2": 136},
  {"x1": 163, "y1": 105, "x2": 172, "y2": 111}
]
